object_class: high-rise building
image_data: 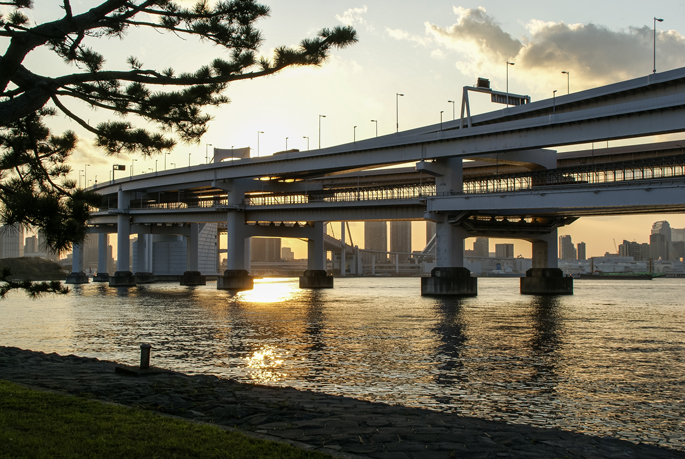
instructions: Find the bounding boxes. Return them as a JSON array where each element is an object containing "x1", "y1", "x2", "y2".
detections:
[
  {"x1": 0, "y1": 224, "x2": 24, "y2": 258},
  {"x1": 559, "y1": 235, "x2": 576, "y2": 260},
  {"x1": 473, "y1": 237, "x2": 489, "y2": 257},
  {"x1": 281, "y1": 247, "x2": 295, "y2": 261},
  {"x1": 651, "y1": 221, "x2": 672, "y2": 243},
  {"x1": 673, "y1": 228, "x2": 685, "y2": 242},
  {"x1": 364, "y1": 222, "x2": 387, "y2": 262},
  {"x1": 495, "y1": 243, "x2": 514, "y2": 258},
  {"x1": 650, "y1": 233, "x2": 669, "y2": 260},
  {"x1": 251, "y1": 237, "x2": 281, "y2": 262},
  {"x1": 24, "y1": 235, "x2": 37, "y2": 255},
  {"x1": 389, "y1": 221, "x2": 411, "y2": 263},
  {"x1": 577, "y1": 242, "x2": 586, "y2": 260}
]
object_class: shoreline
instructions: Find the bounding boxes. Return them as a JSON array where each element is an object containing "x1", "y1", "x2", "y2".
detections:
[{"x1": 1, "y1": 346, "x2": 683, "y2": 458}]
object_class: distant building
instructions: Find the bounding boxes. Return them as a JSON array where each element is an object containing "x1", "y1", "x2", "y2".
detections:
[
  {"x1": 24, "y1": 235, "x2": 37, "y2": 255},
  {"x1": 577, "y1": 242, "x2": 586, "y2": 260},
  {"x1": 672, "y1": 228, "x2": 685, "y2": 242},
  {"x1": 364, "y1": 222, "x2": 387, "y2": 262},
  {"x1": 650, "y1": 233, "x2": 669, "y2": 260},
  {"x1": 473, "y1": 237, "x2": 489, "y2": 257},
  {"x1": 389, "y1": 221, "x2": 411, "y2": 263},
  {"x1": 0, "y1": 224, "x2": 24, "y2": 258},
  {"x1": 251, "y1": 237, "x2": 281, "y2": 262},
  {"x1": 559, "y1": 235, "x2": 576, "y2": 260},
  {"x1": 652, "y1": 221, "x2": 672, "y2": 243},
  {"x1": 282, "y1": 247, "x2": 294, "y2": 261},
  {"x1": 495, "y1": 243, "x2": 514, "y2": 258}
]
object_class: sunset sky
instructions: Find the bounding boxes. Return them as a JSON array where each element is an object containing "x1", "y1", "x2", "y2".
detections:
[{"x1": 9, "y1": 1, "x2": 685, "y2": 258}]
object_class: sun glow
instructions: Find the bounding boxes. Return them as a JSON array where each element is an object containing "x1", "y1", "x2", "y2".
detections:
[
  {"x1": 245, "y1": 345, "x2": 288, "y2": 383},
  {"x1": 237, "y1": 278, "x2": 299, "y2": 304}
]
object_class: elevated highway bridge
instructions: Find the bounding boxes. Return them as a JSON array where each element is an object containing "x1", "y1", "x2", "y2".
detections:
[{"x1": 80, "y1": 67, "x2": 685, "y2": 294}]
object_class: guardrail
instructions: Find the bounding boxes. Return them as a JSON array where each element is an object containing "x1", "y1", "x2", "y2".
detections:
[{"x1": 99, "y1": 155, "x2": 685, "y2": 210}]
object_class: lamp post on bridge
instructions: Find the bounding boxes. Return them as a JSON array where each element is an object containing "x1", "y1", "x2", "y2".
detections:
[
  {"x1": 561, "y1": 71, "x2": 570, "y2": 94},
  {"x1": 440, "y1": 111, "x2": 444, "y2": 131},
  {"x1": 654, "y1": 17, "x2": 664, "y2": 73},
  {"x1": 205, "y1": 143, "x2": 212, "y2": 164},
  {"x1": 506, "y1": 61, "x2": 515, "y2": 107},
  {"x1": 371, "y1": 119, "x2": 377, "y2": 137},
  {"x1": 303, "y1": 136, "x2": 309, "y2": 150},
  {"x1": 285, "y1": 137, "x2": 289, "y2": 150},
  {"x1": 131, "y1": 158, "x2": 137, "y2": 177},
  {"x1": 165, "y1": 151, "x2": 170, "y2": 170},
  {"x1": 353, "y1": 125, "x2": 357, "y2": 144},
  {"x1": 188, "y1": 153, "x2": 191, "y2": 168},
  {"x1": 396, "y1": 93, "x2": 404, "y2": 133},
  {"x1": 553, "y1": 90, "x2": 557, "y2": 114},
  {"x1": 257, "y1": 131, "x2": 264, "y2": 157},
  {"x1": 447, "y1": 100, "x2": 455, "y2": 120},
  {"x1": 84, "y1": 164, "x2": 90, "y2": 189},
  {"x1": 318, "y1": 115, "x2": 326, "y2": 149}
]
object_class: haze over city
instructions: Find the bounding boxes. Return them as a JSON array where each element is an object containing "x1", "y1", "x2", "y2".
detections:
[{"x1": 11, "y1": 0, "x2": 685, "y2": 257}]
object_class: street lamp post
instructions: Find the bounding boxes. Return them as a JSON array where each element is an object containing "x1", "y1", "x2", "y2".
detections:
[
  {"x1": 165, "y1": 151, "x2": 170, "y2": 170},
  {"x1": 447, "y1": 100, "x2": 455, "y2": 120},
  {"x1": 654, "y1": 17, "x2": 664, "y2": 73},
  {"x1": 561, "y1": 71, "x2": 570, "y2": 94},
  {"x1": 553, "y1": 90, "x2": 557, "y2": 114},
  {"x1": 440, "y1": 111, "x2": 444, "y2": 130},
  {"x1": 506, "y1": 61, "x2": 515, "y2": 107},
  {"x1": 79, "y1": 170, "x2": 84, "y2": 188},
  {"x1": 205, "y1": 143, "x2": 212, "y2": 164},
  {"x1": 188, "y1": 153, "x2": 191, "y2": 168},
  {"x1": 170, "y1": 163, "x2": 176, "y2": 168},
  {"x1": 131, "y1": 159, "x2": 137, "y2": 177},
  {"x1": 353, "y1": 125, "x2": 357, "y2": 144},
  {"x1": 396, "y1": 93, "x2": 404, "y2": 133},
  {"x1": 318, "y1": 115, "x2": 326, "y2": 149},
  {"x1": 285, "y1": 137, "x2": 289, "y2": 150},
  {"x1": 155, "y1": 159, "x2": 158, "y2": 173},
  {"x1": 371, "y1": 119, "x2": 377, "y2": 137},
  {"x1": 257, "y1": 131, "x2": 263, "y2": 156},
  {"x1": 84, "y1": 164, "x2": 90, "y2": 188},
  {"x1": 303, "y1": 136, "x2": 309, "y2": 150}
]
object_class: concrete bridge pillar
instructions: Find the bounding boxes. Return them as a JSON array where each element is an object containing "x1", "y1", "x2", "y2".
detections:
[
  {"x1": 182, "y1": 223, "x2": 206, "y2": 286},
  {"x1": 134, "y1": 233, "x2": 154, "y2": 284},
  {"x1": 93, "y1": 233, "x2": 109, "y2": 282},
  {"x1": 301, "y1": 222, "x2": 333, "y2": 288},
  {"x1": 422, "y1": 222, "x2": 476, "y2": 296},
  {"x1": 340, "y1": 222, "x2": 346, "y2": 277},
  {"x1": 110, "y1": 189, "x2": 136, "y2": 287},
  {"x1": 218, "y1": 211, "x2": 253, "y2": 290},
  {"x1": 65, "y1": 242, "x2": 89, "y2": 284},
  {"x1": 521, "y1": 229, "x2": 572, "y2": 295}
]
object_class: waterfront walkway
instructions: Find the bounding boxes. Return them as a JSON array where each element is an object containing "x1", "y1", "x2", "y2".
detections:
[{"x1": 1, "y1": 346, "x2": 682, "y2": 459}]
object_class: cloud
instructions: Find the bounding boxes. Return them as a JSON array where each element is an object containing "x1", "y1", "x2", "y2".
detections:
[
  {"x1": 336, "y1": 6, "x2": 372, "y2": 31},
  {"x1": 385, "y1": 27, "x2": 429, "y2": 46},
  {"x1": 424, "y1": 7, "x2": 685, "y2": 96}
]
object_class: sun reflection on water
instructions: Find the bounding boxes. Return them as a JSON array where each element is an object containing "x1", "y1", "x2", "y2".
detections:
[
  {"x1": 237, "y1": 278, "x2": 299, "y2": 304},
  {"x1": 245, "y1": 345, "x2": 288, "y2": 383}
]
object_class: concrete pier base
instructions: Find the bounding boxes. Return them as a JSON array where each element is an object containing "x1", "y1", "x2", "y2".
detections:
[
  {"x1": 299, "y1": 270, "x2": 334, "y2": 289},
  {"x1": 520, "y1": 268, "x2": 573, "y2": 295},
  {"x1": 180, "y1": 271, "x2": 206, "y2": 286},
  {"x1": 65, "y1": 272, "x2": 89, "y2": 284},
  {"x1": 93, "y1": 273, "x2": 110, "y2": 283},
  {"x1": 109, "y1": 271, "x2": 137, "y2": 287},
  {"x1": 217, "y1": 270, "x2": 253, "y2": 290},
  {"x1": 134, "y1": 272, "x2": 155, "y2": 284},
  {"x1": 421, "y1": 267, "x2": 477, "y2": 296}
]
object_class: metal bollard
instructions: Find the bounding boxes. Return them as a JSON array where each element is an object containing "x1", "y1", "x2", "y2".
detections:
[{"x1": 140, "y1": 343, "x2": 151, "y2": 369}]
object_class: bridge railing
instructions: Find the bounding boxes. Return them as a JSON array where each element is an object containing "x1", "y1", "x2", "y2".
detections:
[{"x1": 100, "y1": 155, "x2": 685, "y2": 211}]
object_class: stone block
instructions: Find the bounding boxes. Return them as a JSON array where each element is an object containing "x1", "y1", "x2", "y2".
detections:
[
  {"x1": 520, "y1": 268, "x2": 573, "y2": 295},
  {"x1": 180, "y1": 271, "x2": 206, "y2": 286},
  {"x1": 109, "y1": 271, "x2": 137, "y2": 287},
  {"x1": 217, "y1": 269, "x2": 253, "y2": 290},
  {"x1": 92, "y1": 273, "x2": 109, "y2": 282},
  {"x1": 299, "y1": 270, "x2": 334, "y2": 289},
  {"x1": 134, "y1": 272, "x2": 155, "y2": 284},
  {"x1": 65, "y1": 271, "x2": 89, "y2": 284},
  {"x1": 421, "y1": 267, "x2": 477, "y2": 296}
]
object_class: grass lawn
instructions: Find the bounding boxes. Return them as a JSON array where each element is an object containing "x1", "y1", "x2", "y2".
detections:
[{"x1": 0, "y1": 380, "x2": 332, "y2": 458}]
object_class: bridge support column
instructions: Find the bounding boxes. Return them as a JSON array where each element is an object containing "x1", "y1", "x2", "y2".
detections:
[
  {"x1": 218, "y1": 211, "x2": 253, "y2": 290},
  {"x1": 182, "y1": 223, "x2": 206, "y2": 286},
  {"x1": 300, "y1": 222, "x2": 333, "y2": 288},
  {"x1": 93, "y1": 233, "x2": 109, "y2": 282},
  {"x1": 521, "y1": 230, "x2": 573, "y2": 295},
  {"x1": 134, "y1": 233, "x2": 154, "y2": 284},
  {"x1": 65, "y1": 243, "x2": 89, "y2": 284},
  {"x1": 421, "y1": 222, "x2": 477, "y2": 296},
  {"x1": 110, "y1": 189, "x2": 136, "y2": 287},
  {"x1": 340, "y1": 222, "x2": 346, "y2": 277}
]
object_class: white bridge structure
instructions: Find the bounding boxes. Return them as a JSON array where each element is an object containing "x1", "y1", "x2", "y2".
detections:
[{"x1": 71, "y1": 68, "x2": 685, "y2": 295}]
